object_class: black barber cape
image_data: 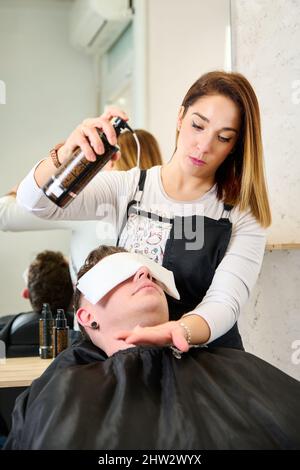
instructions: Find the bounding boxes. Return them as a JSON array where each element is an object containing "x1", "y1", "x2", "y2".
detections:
[{"x1": 4, "y1": 339, "x2": 300, "y2": 450}]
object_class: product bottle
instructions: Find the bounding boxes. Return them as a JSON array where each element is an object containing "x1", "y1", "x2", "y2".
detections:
[
  {"x1": 39, "y1": 303, "x2": 54, "y2": 359},
  {"x1": 43, "y1": 118, "x2": 133, "y2": 208},
  {"x1": 52, "y1": 309, "x2": 69, "y2": 358}
]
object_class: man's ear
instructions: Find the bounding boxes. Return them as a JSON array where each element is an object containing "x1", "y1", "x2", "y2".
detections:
[
  {"x1": 21, "y1": 287, "x2": 30, "y2": 299},
  {"x1": 76, "y1": 307, "x2": 94, "y2": 328},
  {"x1": 177, "y1": 106, "x2": 185, "y2": 131}
]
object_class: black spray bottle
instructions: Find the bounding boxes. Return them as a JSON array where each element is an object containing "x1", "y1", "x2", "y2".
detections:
[
  {"x1": 39, "y1": 303, "x2": 54, "y2": 359},
  {"x1": 52, "y1": 309, "x2": 69, "y2": 357},
  {"x1": 43, "y1": 118, "x2": 133, "y2": 208}
]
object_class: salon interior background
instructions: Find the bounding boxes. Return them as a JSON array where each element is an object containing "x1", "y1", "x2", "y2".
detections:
[{"x1": 0, "y1": 0, "x2": 299, "y2": 380}]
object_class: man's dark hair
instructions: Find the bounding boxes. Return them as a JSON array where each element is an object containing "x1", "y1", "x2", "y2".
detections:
[
  {"x1": 27, "y1": 250, "x2": 73, "y2": 313},
  {"x1": 74, "y1": 245, "x2": 127, "y2": 338}
]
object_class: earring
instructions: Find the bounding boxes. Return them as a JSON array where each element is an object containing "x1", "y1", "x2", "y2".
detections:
[{"x1": 91, "y1": 321, "x2": 99, "y2": 330}]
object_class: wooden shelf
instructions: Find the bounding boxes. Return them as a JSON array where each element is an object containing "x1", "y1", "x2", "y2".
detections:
[
  {"x1": 266, "y1": 243, "x2": 300, "y2": 251},
  {"x1": 0, "y1": 356, "x2": 52, "y2": 388}
]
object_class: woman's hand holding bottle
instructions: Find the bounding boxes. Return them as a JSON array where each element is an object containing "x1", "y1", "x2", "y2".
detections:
[{"x1": 34, "y1": 106, "x2": 128, "y2": 188}]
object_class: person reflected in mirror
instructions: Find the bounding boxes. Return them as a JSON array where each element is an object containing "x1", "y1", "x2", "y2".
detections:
[{"x1": 0, "y1": 250, "x2": 74, "y2": 357}]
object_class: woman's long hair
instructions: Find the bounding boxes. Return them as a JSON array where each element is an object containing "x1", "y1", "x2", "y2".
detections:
[{"x1": 176, "y1": 71, "x2": 271, "y2": 227}]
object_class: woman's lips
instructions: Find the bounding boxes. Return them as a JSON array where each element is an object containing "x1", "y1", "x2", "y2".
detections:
[{"x1": 188, "y1": 156, "x2": 207, "y2": 166}]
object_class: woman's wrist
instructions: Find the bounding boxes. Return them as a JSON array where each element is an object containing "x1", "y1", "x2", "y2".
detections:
[
  {"x1": 50, "y1": 142, "x2": 65, "y2": 168},
  {"x1": 178, "y1": 314, "x2": 211, "y2": 345},
  {"x1": 178, "y1": 322, "x2": 192, "y2": 345}
]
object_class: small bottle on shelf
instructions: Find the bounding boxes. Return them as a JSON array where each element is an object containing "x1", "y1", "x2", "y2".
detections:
[
  {"x1": 39, "y1": 303, "x2": 54, "y2": 359},
  {"x1": 52, "y1": 309, "x2": 69, "y2": 357}
]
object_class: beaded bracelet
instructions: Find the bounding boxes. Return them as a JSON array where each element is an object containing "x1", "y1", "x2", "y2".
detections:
[
  {"x1": 50, "y1": 143, "x2": 64, "y2": 169},
  {"x1": 179, "y1": 322, "x2": 192, "y2": 345}
]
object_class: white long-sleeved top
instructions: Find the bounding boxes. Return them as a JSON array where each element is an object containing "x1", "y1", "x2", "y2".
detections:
[
  {"x1": 0, "y1": 195, "x2": 114, "y2": 283},
  {"x1": 17, "y1": 164, "x2": 266, "y2": 343}
]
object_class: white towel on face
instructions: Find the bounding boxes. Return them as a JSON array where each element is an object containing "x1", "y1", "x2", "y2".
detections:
[{"x1": 77, "y1": 252, "x2": 180, "y2": 304}]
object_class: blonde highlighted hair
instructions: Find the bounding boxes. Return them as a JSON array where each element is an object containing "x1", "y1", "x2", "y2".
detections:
[
  {"x1": 116, "y1": 129, "x2": 163, "y2": 171},
  {"x1": 177, "y1": 71, "x2": 271, "y2": 227}
]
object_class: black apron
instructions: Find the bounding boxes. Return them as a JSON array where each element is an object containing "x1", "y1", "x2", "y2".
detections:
[{"x1": 118, "y1": 170, "x2": 243, "y2": 350}]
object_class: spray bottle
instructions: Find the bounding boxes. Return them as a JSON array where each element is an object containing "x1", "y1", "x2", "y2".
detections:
[{"x1": 43, "y1": 118, "x2": 133, "y2": 208}]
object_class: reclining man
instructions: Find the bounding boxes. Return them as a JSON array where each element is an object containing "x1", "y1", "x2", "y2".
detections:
[
  {"x1": 4, "y1": 246, "x2": 300, "y2": 450},
  {"x1": 75, "y1": 245, "x2": 189, "y2": 356}
]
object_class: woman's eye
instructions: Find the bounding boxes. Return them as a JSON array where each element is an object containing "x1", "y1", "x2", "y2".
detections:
[
  {"x1": 218, "y1": 136, "x2": 231, "y2": 143},
  {"x1": 192, "y1": 122, "x2": 203, "y2": 131}
]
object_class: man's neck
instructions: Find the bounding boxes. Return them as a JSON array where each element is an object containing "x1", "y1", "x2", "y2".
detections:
[{"x1": 97, "y1": 338, "x2": 136, "y2": 357}]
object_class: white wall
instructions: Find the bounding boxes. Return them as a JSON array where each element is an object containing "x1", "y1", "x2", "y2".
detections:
[
  {"x1": 0, "y1": 0, "x2": 96, "y2": 314},
  {"x1": 232, "y1": 0, "x2": 300, "y2": 379},
  {"x1": 145, "y1": 0, "x2": 230, "y2": 161},
  {"x1": 231, "y1": 0, "x2": 300, "y2": 245},
  {"x1": 239, "y1": 250, "x2": 300, "y2": 381}
]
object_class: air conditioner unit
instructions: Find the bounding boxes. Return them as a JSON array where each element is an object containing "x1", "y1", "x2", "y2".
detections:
[{"x1": 70, "y1": 0, "x2": 133, "y2": 56}]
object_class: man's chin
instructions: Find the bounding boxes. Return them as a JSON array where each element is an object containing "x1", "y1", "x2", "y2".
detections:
[{"x1": 138, "y1": 312, "x2": 168, "y2": 328}]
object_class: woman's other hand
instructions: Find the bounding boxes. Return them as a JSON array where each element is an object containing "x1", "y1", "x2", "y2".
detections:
[{"x1": 115, "y1": 321, "x2": 190, "y2": 352}]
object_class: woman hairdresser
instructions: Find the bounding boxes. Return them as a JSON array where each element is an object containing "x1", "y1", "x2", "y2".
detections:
[{"x1": 17, "y1": 71, "x2": 271, "y2": 351}]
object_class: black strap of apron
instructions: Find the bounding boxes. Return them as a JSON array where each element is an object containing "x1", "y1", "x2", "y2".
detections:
[
  {"x1": 137, "y1": 169, "x2": 147, "y2": 191},
  {"x1": 220, "y1": 203, "x2": 233, "y2": 219},
  {"x1": 117, "y1": 169, "x2": 147, "y2": 246}
]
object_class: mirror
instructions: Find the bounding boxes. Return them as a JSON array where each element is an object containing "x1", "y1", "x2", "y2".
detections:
[{"x1": 0, "y1": 0, "x2": 299, "y2": 380}]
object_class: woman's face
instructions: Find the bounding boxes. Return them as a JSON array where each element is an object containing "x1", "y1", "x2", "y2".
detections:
[{"x1": 175, "y1": 94, "x2": 241, "y2": 179}]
